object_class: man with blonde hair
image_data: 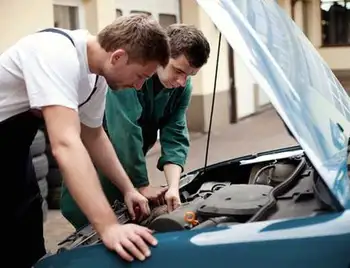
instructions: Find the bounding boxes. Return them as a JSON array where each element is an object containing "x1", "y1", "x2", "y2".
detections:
[
  {"x1": 61, "y1": 22, "x2": 210, "y2": 238},
  {"x1": 0, "y1": 14, "x2": 169, "y2": 267}
]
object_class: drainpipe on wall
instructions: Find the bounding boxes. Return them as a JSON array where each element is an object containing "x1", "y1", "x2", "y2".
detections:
[{"x1": 291, "y1": 0, "x2": 297, "y2": 20}]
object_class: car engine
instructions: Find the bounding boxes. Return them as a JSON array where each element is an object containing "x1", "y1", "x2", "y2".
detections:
[
  {"x1": 145, "y1": 160, "x2": 303, "y2": 232},
  {"x1": 57, "y1": 156, "x2": 329, "y2": 253},
  {"x1": 145, "y1": 183, "x2": 273, "y2": 232}
]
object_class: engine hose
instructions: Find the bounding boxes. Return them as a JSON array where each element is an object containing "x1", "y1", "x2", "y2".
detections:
[
  {"x1": 251, "y1": 164, "x2": 276, "y2": 184},
  {"x1": 248, "y1": 157, "x2": 307, "y2": 223}
]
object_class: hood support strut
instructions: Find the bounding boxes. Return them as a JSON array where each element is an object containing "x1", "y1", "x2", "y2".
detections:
[{"x1": 204, "y1": 32, "x2": 222, "y2": 172}]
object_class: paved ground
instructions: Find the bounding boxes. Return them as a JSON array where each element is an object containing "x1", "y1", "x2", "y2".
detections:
[{"x1": 43, "y1": 107, "x2": 297, "y2": 253}]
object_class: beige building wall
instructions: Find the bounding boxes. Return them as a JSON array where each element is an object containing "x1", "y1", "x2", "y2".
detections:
[
  {"x1": 83, "y1": 0, "x2": 115, "y2": 34},
  {"x1": 0, "y1": 0, "x2": 116, "y2": 53},
  {"x1": 0, "y1": 0, "x2": 54, "y2": 52},
  {"x1": 180, "y1": 0, "x2": 231, "y2": 133},
  {"x1": 1, "y1": 0, "x2": 348, "y2": 133}
]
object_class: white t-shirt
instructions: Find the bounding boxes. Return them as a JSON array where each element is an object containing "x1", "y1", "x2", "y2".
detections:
[{"x1": 0, "y1": 28, "x2": 107, "y2": 128}]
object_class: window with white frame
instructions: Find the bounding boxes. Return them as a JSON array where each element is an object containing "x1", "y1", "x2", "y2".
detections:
[{"x1": 53, "y1": 4, "x2": 79, "y2": 30}]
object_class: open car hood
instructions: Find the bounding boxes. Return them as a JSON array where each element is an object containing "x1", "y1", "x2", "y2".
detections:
[{"x1": 196, "y1": 0, "x2": 350, "y2": 207}]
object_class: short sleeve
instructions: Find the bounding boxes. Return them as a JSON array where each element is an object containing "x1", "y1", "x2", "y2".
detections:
[
  {"x1": 79, "y1": 78, "x2": 108, "y2": 128},
  {"x1": 21, "y1": 34, "x2": 80, "y2": 111}
]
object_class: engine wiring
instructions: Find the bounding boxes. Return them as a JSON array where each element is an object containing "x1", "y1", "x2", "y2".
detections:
[
  {"x1": 247, "y1": 157, "x2": 307, "y2": 223},
  {"x1": 250, "y1": 160, "x2": 277, "y2": 185}
]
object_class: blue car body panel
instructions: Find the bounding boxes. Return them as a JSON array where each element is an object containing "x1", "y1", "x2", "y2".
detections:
[
  {"x1": 34, "y1": 0, "x2": 350, "y2": 267},
  {"x1": 36, "y1": 211, "x2": 350, "y2": 268}
]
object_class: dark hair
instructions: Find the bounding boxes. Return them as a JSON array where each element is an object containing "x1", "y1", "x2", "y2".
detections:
[
  {"x1": 166, "y1": 24, "x2": 210, "y2": 68},
  {"x1": 97, "y1": 13, "x2": 170, "y2": 67}
]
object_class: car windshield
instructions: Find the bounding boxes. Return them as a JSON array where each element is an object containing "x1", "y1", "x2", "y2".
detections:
[{"x1": 196, "y1": 0, "x2": 350, "y2": 207}]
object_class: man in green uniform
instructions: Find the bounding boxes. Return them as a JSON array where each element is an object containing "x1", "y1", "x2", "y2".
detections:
[{"x1": 60, "y1": 24, "x2": 210, "y2": 229}]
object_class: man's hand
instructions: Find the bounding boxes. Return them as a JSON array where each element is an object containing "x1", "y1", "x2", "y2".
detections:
[
  {"x1": 124, "y1": 190, "x2": 151, "y2": 221},
  {"x1": 101, "y1": 223, "x2": 157, "y2": 262},
  {"x1": 165, "y1": 187, "x2": 181, "y2": 212},
  {"x1": 163, "y1": 164, "x2": 182, "y2": 212},
  {"x1": 138, "y1": 185, "x2": 168, "y2": 207}
]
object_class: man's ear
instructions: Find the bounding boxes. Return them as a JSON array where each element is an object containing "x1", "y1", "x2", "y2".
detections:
[{"x1": 111, "y1": 49, "x2": 127, "y2": 65}]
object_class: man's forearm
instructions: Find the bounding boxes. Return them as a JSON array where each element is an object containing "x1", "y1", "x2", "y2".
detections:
[
  {"x1": 163, "y1": 163, "x2": 182, "y2": 189},
  {"x1": 43, "y1": 105, "x2": 119, "y2": 235},
  {"x1": 81, "y1": 124, "x2": 135, "y2": 194},
  {"x1": 53, "y1": 136, "x2": 118, "y2": 233}
]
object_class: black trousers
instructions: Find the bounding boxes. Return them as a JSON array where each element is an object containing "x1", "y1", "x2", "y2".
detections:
[{"x1": 1, "y1": 111, "x2": 46, "y2": 268}]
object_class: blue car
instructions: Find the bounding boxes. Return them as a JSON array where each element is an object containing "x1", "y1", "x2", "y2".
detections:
[{"x1": 35, "y1": 0, "x2": 350, "y2": 267}]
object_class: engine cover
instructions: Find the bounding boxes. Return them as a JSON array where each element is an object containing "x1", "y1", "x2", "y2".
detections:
[{"x1": 197, "y1": 184, "x2": 273, "y2": 217}]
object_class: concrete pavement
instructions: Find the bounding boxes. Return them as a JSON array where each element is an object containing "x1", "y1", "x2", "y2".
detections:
[{"x1": 43, "y1": 106, "x2": 297, "y2": 253}]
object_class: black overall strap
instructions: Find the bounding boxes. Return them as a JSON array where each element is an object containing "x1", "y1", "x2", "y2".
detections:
[
  {"x1": 79, "y1": 75, "x2": 99, "y2": 108},
  {"x1": 38, "y1": 28, "x2": 100, "y2": 108},
  {"x1": 38, "y1": 28, "x2": 75, "y2": 46}
]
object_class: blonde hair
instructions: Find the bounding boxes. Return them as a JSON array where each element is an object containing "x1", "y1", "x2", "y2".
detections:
[{"x1": 98, "y1": 14, "x2": 170, "y2": 67}]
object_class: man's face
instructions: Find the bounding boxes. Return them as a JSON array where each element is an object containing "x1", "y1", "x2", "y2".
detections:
[
  {"x1": 102, "y1": 49, "x2": 158, "y2": 90},
  {"x1": 157, "y1": 54, "x2": 200, "y2": 88}
]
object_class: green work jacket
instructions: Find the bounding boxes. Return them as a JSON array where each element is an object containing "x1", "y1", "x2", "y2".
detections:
[{"x1": 60, "y1": 75, "x2": 192, "y2": 229}]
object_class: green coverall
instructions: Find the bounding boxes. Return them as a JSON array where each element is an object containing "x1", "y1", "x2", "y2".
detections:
[{"x1": 60, "y1": 75, "x2": 192, "y2": 229}]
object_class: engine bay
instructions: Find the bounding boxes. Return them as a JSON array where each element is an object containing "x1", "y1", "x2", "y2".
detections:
[
  {"x1": 146, "y1": 184, "x2": 274, "y2": 232},
  {"x1": 144, "y1": 153, "x2": 331, "y2": 233},
  {"x1": 56, "y1": 152, "x2": 338, "y2": 252}
]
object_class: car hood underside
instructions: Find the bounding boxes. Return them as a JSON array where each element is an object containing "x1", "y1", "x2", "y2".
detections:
[{"x1": 195, "y1": 0, "x2": 350, "y2": 208}]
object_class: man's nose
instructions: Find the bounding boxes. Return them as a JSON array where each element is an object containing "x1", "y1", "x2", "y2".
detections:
[
  {"x1": 134, "y1": 79, "x2": 145, "y2": 90},
  {"x1": 177, "y1": 76, "x2": 187, "y2": 87}
]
